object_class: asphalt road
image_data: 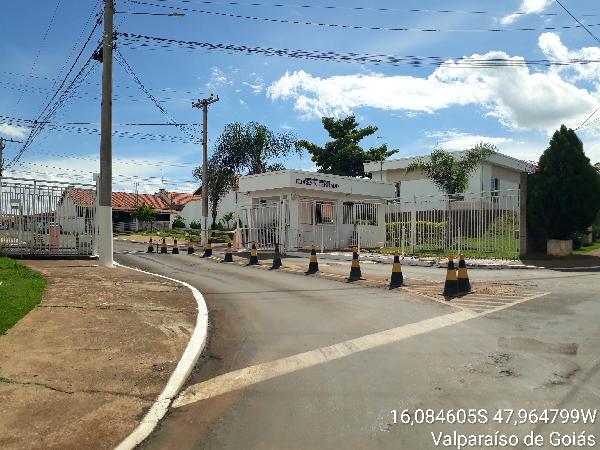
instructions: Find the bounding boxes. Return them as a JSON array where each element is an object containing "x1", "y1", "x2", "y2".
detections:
[{"x1": 115, "y1": 241, "x2": 600, "y2": 450}]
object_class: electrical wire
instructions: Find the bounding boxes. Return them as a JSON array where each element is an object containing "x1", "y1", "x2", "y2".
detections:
[
  {"x1": 114, "y1": 48, "x2": 197, "y2": 141},
  {"x1": 118, "y1": 32, "x2": 600, "y2": 68},
  {"x1": 555, "y1": 0, "x2": 600, "y2": 45},
  {"x1": 14, "y1": 0, "x2": 63, "y2": 107},
  {"x1": 126, "y1": 0, "x2": 600, "y2": 33}
]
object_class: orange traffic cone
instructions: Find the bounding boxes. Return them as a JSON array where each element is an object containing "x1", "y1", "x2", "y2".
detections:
[
  {"x1": 347, "y1": 248, "x2": 362, "y2": 281},
  {"x1": 457, "y1": 254, "x2": 472, "y2": 295},
  {"x1": 223, "y1": 242, "x2": 233, "y2": 262},
  {"x1": 248, "y1": 243, "x2": 258, "y2": 265},
  {"x1": 389, "y1": 253, "x2": 404, "y2": 289},
  {"x1": 202, "y1": 239, "x2": 213, "y2": 258},
  {"x1": 271, "y1": 243, "x2": 282, "y2": 269},
  {"x1": 306, "y1": 246, "x2": 319, "y2": 274},
  {"x1": 443, "y1": 256, "x2": 459, "y2": 299}
]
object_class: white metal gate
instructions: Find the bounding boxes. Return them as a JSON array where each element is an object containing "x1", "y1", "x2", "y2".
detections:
[
  {"x1": 238, "y1": 201, "x2": 289, "y2": 250},
  {"x1": 0, "y1": 177, "x2": 97, "y2": 256},
  {"x1": 299, "y1": 200, "x2": 338, "y2": 250}
]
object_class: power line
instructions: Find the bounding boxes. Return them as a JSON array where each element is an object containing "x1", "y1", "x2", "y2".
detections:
[
  {"x1": 14, "y1": 0, "x2": 63, "y2": 108},
  {"x1": 10, "y1": 16, "x2": 103, "y2": 167},
  {"x1": 119, "y1": 32, "x2": 600, "y2": 68},
  {"x1": 0, "y1": 114, "x2": 197, "y2": 127},
  {"x1": 114, "y1": 48, "x2": 197, "y2": 141},
  {"x1": 142, "y1": 0, "x2": 563, "y2": 16},
  {"x1": 126, "y1": 0, "x2": 600, "y2": 33},
  {"x1": 555, "y1": 0, "x2": 600, "y2": 45}
]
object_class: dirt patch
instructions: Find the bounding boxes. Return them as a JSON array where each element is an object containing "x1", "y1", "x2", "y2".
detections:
[{"x1": 0, "y1": 260, "x2": 197, "y2": 450}]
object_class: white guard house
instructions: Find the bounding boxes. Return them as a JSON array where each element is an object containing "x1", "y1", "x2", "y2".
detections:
[{"x1": 237, "y1": 170, "x2": 395, "y2": 251}]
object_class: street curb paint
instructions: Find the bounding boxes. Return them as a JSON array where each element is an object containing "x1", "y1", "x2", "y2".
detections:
[{"x1": 113, "y1": 262, "x2": 209, "y2": 450}]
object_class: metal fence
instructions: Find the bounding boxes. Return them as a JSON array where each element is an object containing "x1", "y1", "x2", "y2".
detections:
[
  {"x1": 385, "y1": 189, "x2": 520, "y2": 258},
  {"x1": 238, "y1": 201, "x2": 289, "y2": 249},
  {"x1": 0, "y1": 177, "x2": 97, "y2": 256}
]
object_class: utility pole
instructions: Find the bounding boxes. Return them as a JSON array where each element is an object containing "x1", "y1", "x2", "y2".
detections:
[
  {"x1": 0, "y1": 138, "x2": 5, "y2": 177},
  {"x1": 192, "y1": 94, "x2": 219, "y2": 245},
  {"x1": 98, "y1": 0, "x2": 114, "y2": 267}
]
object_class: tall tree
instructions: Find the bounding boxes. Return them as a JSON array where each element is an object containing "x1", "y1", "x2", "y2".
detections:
[
  {"x1": 405, "y1": 143, "x2": 497, "y2": 195},
  {"x1": 208, "y1": 121, "x2": 298, "y2": 175},
  {"x1": 528, "y1": 125, "x2": 600, "y2": 241},
  {"x1": 295, "y1": 115, "x2": 397, "y2": 178},
  {"x1": 193, "y1": 122, "x2": 297, "y2": 228}
]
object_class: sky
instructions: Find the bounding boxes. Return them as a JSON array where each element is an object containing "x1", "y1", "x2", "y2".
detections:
[{"x1": 1, "y1": 0, "x2": 600, "y2": 193}]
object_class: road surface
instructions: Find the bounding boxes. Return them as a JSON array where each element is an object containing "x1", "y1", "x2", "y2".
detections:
[{"x1": 115, "y1": 241, "x2": 600, "y2": 450}]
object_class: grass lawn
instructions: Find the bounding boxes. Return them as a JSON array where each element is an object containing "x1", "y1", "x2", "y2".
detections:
[
  {"x1": 573, "y1": 241, "x2": 600, "y2": 255},
  {"x1": 0, "y1": 258, "x2": 46, "y2": 335}
]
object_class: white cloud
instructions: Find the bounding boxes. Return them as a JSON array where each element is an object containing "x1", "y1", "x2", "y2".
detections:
[
  {"x1": 242, "y1": 75, "x2": 265, "y2": 94},
  {"x1": 538, "y1": 32, "x2": 600, "y2": 83},
  {"x1": 268, "y1": 47, "x2": 598, "y2": 132},
  {"x1": 0, "y1": 123, "x2": 29, "y2": 139},
  {"x1": 500, "y1": 0, "x2": 554, "y2": 25},
  {"x1": 205, "y1": 67, "x2": 233, "y2": 90},
  {"x1": 425, "y1": 131, "x2": 514, "y2": 150},
  {"x1": 5, "y1": 154, "x2": 197, "y2": 194}
]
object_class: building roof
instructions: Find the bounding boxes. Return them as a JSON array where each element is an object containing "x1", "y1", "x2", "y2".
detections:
[
  {"x1": 364, "y1": 151, "x2": 533, "y2": 174},
  {"x1": 65, "y1": 188, "x2": 175, "y2": 212},
  {"x1": 159, "y1": 190, "x2": 201, "y2": 207}
]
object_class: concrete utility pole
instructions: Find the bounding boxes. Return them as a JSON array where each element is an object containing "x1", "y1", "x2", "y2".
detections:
[
  {"x1": 192, "y1": 94, "x2": 219, "y2": 245},
  {"x1": 0, "y1": 138, "x2": 5, "y2": 177},
  {"x1": 98, "y1": 0, "x2": 114, "y2": 267}
]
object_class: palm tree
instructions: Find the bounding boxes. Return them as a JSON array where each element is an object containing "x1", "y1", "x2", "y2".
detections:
[{"x1": 222, "y1": 212, "x2": 235, "y2": 231}]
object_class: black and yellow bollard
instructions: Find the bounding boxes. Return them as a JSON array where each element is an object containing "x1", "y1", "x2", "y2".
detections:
[
  {"x1": 172, "y1": 239, "x2": 179, "y2": 254},
  {"x1": 187, "y1": 241, "x2": 195, "y2": 254},
  {"x1": 248, "y1": 243, "x2": 259, "y2": 265},
  {"x1": 389, "y1": 253, "x2": 404, "y2": 289},
  {"x1": 202, "y1": 239, "x2": 213, "y2": 258},
  {"x1": 160, "y1": 238, "x2": 168, "y2": 254},
  {"x1": 347, "y1": 247, "x2": 362, "y2": 282},
  {"x1": 271, "y1": 243, "x2": 282, "y2": 269},
  {"x1": 147, "y1": 238, "x2": 154, "y2": 253},
  {"x1": 443, "y1": 256, "x2": 459, "y2": 299},
  {"x1": 305, "y1": 246, "x2": 319, "y2": 274},
  {"x1": 223, "y1": 242, "x2": 233, "y2": 262},
  {"x1": 457, "y1": 254, "x2": 472, "y2": 295}
]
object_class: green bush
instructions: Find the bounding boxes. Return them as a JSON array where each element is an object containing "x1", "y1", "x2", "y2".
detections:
[
  {"x1": 190, "y1": 220, "x2": 201, "y2": 230},
  {"x1": 172, "y1": 215, "x2": 186, "y2": 229}
]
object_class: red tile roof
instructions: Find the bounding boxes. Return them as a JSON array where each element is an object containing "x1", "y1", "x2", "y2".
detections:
[
  {"x1": 160, "y1": 191, "x2": 201, "y2": 207},
  {"x1": 66, "y1": 188, "x2": 96, "y2": 207},
  {"x1": 66, "y1": 188, "x2": 174, "y2": 212}
]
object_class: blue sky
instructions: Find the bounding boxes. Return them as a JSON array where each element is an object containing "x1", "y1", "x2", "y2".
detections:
[{"x1": 1, "y1": 0, "x2": 600, "y2": 193}]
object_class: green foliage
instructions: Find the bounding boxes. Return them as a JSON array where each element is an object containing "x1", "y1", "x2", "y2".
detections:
[
  {"x1": 221, "y1": 211, "x2": 235, "y2": 230},
  {"x1": 189, "y1": 220, "x2": 202, "y2": 230},
  {"x1": 295, "y1": 115, "x2": 397, "y2": 178},
  {"x1": 528, "y1": 125, "x2": 600, "y2": 240},
  {"x1": 194, "y1": 122, "x2": 298, "y2": 227},
  {"x1": 132, "y1": 204, "x2": 156, "y2": 230},
  {"x1": 0, "y1": 258, "x2": 46, "y2": 334},
  {"x1": 172, "y1": 215, "x2": 186, "y2": 229},
  {"x1": 405, "y1": 143, "x2": 496, "y2": 195}
]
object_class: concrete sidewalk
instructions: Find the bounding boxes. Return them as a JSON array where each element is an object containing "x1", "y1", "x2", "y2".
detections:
[{"x1": 0, "y1": 260, "x2": 198, "y2": 450}]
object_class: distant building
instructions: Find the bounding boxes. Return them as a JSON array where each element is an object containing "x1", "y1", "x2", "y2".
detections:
[{"x1": 364, "y1": 151, "x2": 532, "y2": 198}]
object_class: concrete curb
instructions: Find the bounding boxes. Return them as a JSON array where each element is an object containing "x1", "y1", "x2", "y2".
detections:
[
  {"x1": 285, "y1": 251, "x2": 540, "y2": 270},
  {"x1": 113, "y1": 262, "x2": 209, "y2": 450}
]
